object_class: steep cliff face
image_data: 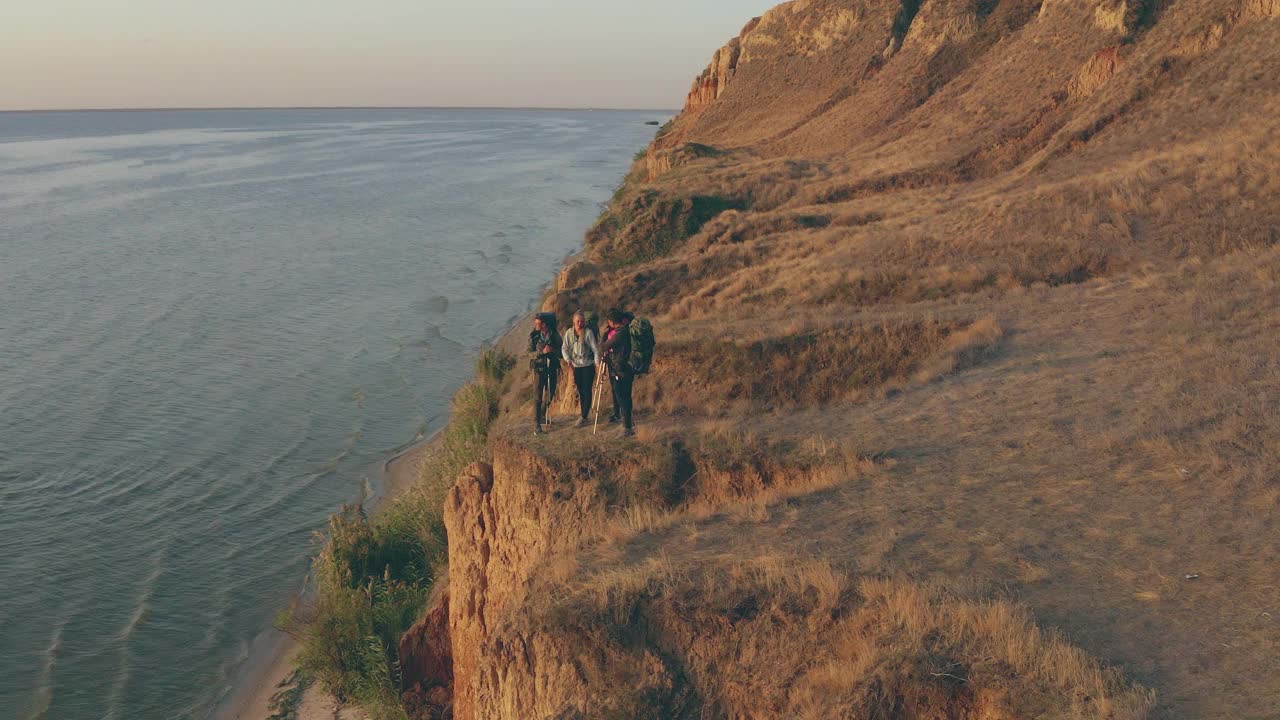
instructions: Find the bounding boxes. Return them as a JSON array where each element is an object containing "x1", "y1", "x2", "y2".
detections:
[
  {"x1": 427, "y1": 439, "x2": 862, "y2": 719},
  {"x1": 397, "y1": 591, "x2": 452, "y2": 718},
  {"x1": 684, "y1": 19, "x2": 756, "y2": 113},
  {"x1": 420, "y1": 427, "x2": 1167, "y2": 720},
  {"x1": 432, "y1": 444, "x2": 1156, "y2": 719},
  {"x1": 650, "y1": 0, "x2": 1278, "y2": 180},
  {"x1": 443, "y1": 451, "x2": 611, "y2": 719},
  {"x1": 646, "y1": 16, "x2": 760, "y2": 179}
]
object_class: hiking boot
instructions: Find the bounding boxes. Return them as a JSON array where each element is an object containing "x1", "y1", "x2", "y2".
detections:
[
  {"x1": 534, "y1": 426, "x2": 544, "y2": 436},
  {"x1": 607, "y1": 415, "x2": 620, "y2": 424},
  {"x1": 622, "y1": 427, "x2": 636, "y2": 438},
  {"x1": 574, "y1": 417, "x2": 588, "y2": 428}
]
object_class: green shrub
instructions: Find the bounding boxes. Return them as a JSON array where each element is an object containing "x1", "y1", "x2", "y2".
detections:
[
  {"x1": 476, "y1": 348, "x2": 516, "y2": 384},
  {"x1": 295, "y1": 351, "x2": 514, "y2": 716},
  {"x1": 293, "y1": 506, "x2": 430, "y2": 719}
]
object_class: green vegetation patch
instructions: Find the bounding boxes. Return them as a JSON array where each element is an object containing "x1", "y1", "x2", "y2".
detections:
[{"x1": 284, "y1": 349, "x2": 515, "y2": 719}]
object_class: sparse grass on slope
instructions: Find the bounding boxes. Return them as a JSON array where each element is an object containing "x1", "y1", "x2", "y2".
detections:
[
  {"x1": 297, "y1": 1, "x2": 1279, "y2": 716},
  {"x1": 640, "y1": 317, "x2": 1002, "y2": 413},
  {"x1": 516, "y1": 1, "x2": 1280, "y2": 716},
  {"x1": 530, "y1": 556, "x2": 1155, "y2": 719},
  {"x1": 286, "y1": 350, "x2": 514, "y2": 719}
]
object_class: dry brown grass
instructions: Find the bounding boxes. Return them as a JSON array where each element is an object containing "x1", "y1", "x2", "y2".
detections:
[
  {"x1": 494, "y1": 418, "x2": 873, "y2": 519},
  {"x1": 606, "y1": 315, "x2": 1003, "y2": 417},
  {"x1": 437, "y1": 2, "x2": 1280, "y2": 718},
  {"x1": 592, "y1": 428, "x2": 874, "y2": 546},
  {"x1": 641, "y1": 319, "x2": 955, "y2": 413},
  {"x1": 911, "y1": 315, "x2": 1004, "y2": 384},
  {"x1": 527, "y1": 555, "x2": 1155, "y2": 720}
]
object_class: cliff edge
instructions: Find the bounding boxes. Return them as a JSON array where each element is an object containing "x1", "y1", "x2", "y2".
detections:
[{"x1": 392, "y1": 1, "x2": 1280, "y2": 718}]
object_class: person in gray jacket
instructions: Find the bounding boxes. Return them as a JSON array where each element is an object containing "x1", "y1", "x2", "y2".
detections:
[{"x1": 561, "y1": 310, "x2": 601, "y2": 428}]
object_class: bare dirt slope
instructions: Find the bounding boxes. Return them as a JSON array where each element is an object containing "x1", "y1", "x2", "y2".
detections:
[{"x1": 401, "y1": 1, "x2": 1280, "y2": 718}]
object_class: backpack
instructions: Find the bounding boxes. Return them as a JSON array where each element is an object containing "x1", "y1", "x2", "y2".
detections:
[
  {"x1": 629, "y1": 318, "x2": 655, "y2": 375},
  {"x1": 582, "y1": 310, "x2": 600, "y2": 339}
]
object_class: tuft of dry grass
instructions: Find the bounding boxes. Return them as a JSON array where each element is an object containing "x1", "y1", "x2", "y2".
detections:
[
  {"x1": 912, "y1": 314, "x2": 1004, "y2": 383},
  {"x1": 640, "y1": 320, "x2": 957, "y2": 413},
  {"x1": 531, "y1": 556, "x2": 1155, "y2": 720}
]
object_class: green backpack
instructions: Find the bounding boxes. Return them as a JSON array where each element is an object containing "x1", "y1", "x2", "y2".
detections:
[
  {"x1": 583, "y1": 310, "x2": 600, "y2": 340},
  {"x1": 629, "y1": 318, "x2": 656, "y2": 375}
]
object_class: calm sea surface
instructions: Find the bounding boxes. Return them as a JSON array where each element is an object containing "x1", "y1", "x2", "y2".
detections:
[{"x1": 0, "y1": 108, "x2": 660, "y2": 719}]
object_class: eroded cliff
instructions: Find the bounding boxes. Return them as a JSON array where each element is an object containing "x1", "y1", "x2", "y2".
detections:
[
  {"x1": 416, "y1": 432, "x2": 1159, "y2": 719},
  {"x1": 438, "y1": 438, "x2": 860, "y2": 717}
]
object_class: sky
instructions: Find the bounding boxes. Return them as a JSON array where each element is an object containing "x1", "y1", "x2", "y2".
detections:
[{"x1": 1, "y1": 0, "x2": 779, "y2": 111}]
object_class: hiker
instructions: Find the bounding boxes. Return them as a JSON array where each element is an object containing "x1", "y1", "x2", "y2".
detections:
[
  {"x1": 561, "y1": 310, "x2": 600, "y2": 428},
  {"x1": 529, "y1": 312, "x2": 561, "y2": 434},
  {"x1": 599, "y1": 308, "x2": 635, "y2": 437}
]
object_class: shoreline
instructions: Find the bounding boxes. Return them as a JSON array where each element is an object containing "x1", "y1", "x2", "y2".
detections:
[
  {"x1": 214, "y1": 277, "x2": 563, "y2": 720},
  {"x1": 1, "y1": 106, "x2": 680, "y2": 115},
  {"x1": 214, "y1": 435, "x2": 435, "y2": 720}
]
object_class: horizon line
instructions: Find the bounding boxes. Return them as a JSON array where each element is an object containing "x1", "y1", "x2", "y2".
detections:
[{"x1": 0, "y1": 104, "x2": 682, "y2": 114}]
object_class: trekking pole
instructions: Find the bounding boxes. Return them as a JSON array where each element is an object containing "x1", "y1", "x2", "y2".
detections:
[
  {"x1": 592, "y1": 363, "x2": 605, "y2": 436},
  {"x1": 591, "y1": 366, "x2": 601, "y2": 435}
]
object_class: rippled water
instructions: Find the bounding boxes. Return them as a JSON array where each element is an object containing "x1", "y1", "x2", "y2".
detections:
[{"x1": 0, "y1": 108, "x2": 658, "y2": 719}]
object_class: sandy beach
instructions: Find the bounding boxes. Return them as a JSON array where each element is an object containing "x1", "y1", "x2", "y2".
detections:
[{"x1": 214, "y1": 438, "x2": 432, "y2": 720}]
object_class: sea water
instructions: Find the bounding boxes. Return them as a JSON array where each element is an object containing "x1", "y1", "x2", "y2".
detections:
[{"x1": 0, "y1": 108, "x2": 660, "y2": 719}]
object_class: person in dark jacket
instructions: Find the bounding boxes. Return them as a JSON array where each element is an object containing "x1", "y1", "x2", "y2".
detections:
[
  {"x1": 599, "y1": 308, "x2": 635, "y2": 437},
  {"x1": 561, "y1": 310, "x2": 600, "y2": 428},
  {"x1": 529, "y1": 314, "x2": 561, "y2": 434}
]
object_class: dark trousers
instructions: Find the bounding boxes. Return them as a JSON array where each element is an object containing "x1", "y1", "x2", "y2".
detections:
[
  {"x1": 534, "y1": 370, "x2": 558, "y2": 427},
  {"x1": 609, "y1": 371, "x2": 634, "y2": 429},
  {"x1": 572, "y1": 365, "x2": 597, "y2": 420}
]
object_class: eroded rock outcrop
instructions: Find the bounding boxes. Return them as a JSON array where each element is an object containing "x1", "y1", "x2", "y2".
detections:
[
  {"x1": 434, "y1": 440, "x2": 856, "y2": 719},
  {"x1": 398, "y1": 591, "x2": 453, "y2": 718},
  {"x1": 685, "y1": 32, "x2": 748, "y2": 113},
  {"x1": 443, "y1": 450, "x2": 617, "y2": 718},
  {"x1": 445, "y1": 548, "x2": 1155, "y2": 720},
  {"x1": 1068, "y1": 45, "x2": 1124, "y2": 99}
]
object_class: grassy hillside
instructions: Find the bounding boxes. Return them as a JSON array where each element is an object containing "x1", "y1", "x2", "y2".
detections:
[{"x1": 300, "y1": 1, "x2": 1280, "y2": 717}]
